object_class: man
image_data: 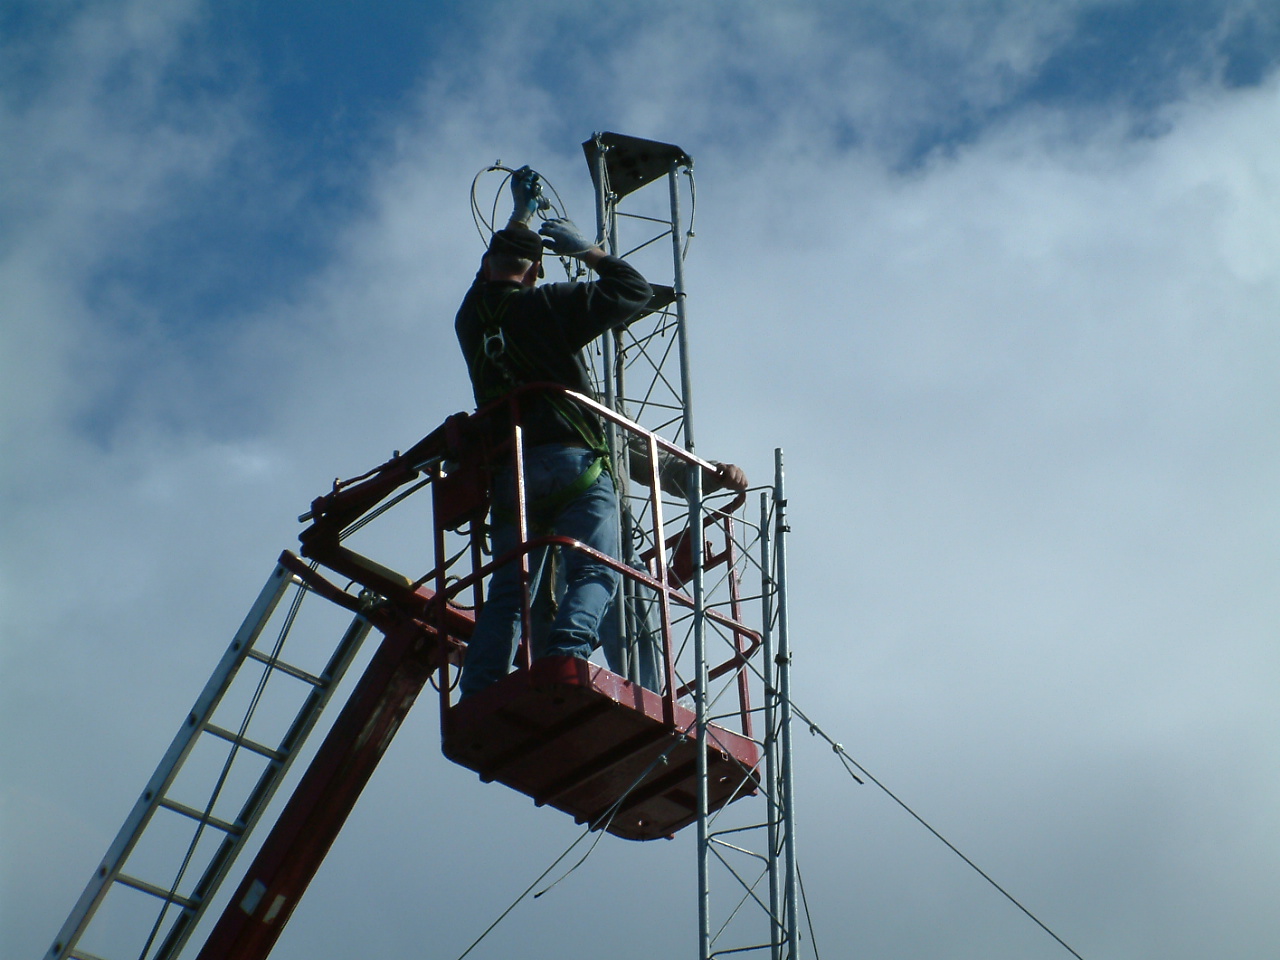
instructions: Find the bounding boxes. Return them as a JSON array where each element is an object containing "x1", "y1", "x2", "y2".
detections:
[{"x1": 455, "y1": 166, "x2": 653, "y2": 698}]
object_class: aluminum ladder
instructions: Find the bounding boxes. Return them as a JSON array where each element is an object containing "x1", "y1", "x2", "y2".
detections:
[{"x1": 46, "y1": 561, "x2": 372, "y2": 960}]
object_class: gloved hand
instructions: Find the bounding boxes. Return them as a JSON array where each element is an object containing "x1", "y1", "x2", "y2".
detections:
[
  {"x1": 706, "y1": 462, "x2": 749, "y2": 493},
  {"x1": 509, "y1": 165, "x2": 548, "y2": 224},
  {"x1": 538, "y1": 217, "x2": 595, "y2": 257}
]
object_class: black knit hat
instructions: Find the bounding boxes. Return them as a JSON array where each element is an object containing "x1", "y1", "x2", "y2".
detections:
[{"x1": 488, "y1": 225, "x2": 544, "y2": 261}]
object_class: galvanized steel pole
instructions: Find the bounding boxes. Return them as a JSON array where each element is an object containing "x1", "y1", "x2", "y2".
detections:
[
  {"x1": 669, "y1": 160, "x2": 696, "y2": 454},
  {"x1": 664, "y1": 155, "x2": 713, "y2": 959},
  {"x1": 774, "y1": 448, "x2": 800, "y2": 958},
  {"x1": 591, "y1": 138, "x2": 635, "y2": 680},
  {"x1": 692, "y1": 465, "x2": 710, "y2": 960},
  {"x1": 760, "y1": 491, "x2": 783, "y2": 960}
]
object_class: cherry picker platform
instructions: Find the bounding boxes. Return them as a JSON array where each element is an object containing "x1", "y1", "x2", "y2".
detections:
[
  {"x1": 444, "y1": 655, "x2": 758, "y2": 841},
  {"x1": 294, "y1": 384, "x2": 763, "y2": 841}
]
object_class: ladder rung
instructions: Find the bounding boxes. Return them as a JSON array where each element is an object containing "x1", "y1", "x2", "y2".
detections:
[
  {"x1": 114, "y1": 873, "x2": 199, "y2": 910},
  {"x1": 203, "y1": 725, "x2": 286, "y2": 762},
  {"x1": 245, "y1": 648, "x2": 326, "y2": 687},
  {"x1": 157, "y1": 797, "x2": 244, "y2": 836}
]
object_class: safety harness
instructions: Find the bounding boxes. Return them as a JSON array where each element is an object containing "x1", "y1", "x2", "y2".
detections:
[{"x1": 466, "y1": 286, "x2": 612, "y2": 525}]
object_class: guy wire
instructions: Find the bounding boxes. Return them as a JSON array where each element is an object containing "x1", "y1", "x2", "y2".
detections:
[{"x1": 790, "y1": 701, "x2": 1087, "y2": 960}]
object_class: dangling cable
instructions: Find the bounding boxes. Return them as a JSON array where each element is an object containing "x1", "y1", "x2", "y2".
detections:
[
  {"x1": 451, "y1": 825, "x2": 597, "y2": 960},
  {"x1": 682, "y1": 165, "x2": 698, "y2": 258},
  {"x1": 530, "y1": 828, "x2": 612, "y2": 901},
  {"x1": 532, "y1": 719, "x2": 698, "y2": 897},
  {"x1": 454, "y1": 719, "x2": 700, "y2": 958}
]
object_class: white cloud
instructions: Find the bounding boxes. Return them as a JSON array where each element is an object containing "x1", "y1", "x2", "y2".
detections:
[
  {"x1": 0, "y1": 0, "x2": 253, "y2": 461},
  {"x1": 5, "y1": 3, "x2": 1280, "y2": 959}
]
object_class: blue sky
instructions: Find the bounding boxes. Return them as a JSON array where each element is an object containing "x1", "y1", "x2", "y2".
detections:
[
  {"x1": 4, "y1": 2, "x2": 1280, "y2": 958},
  {"x1": 10, "y1": 0, "x2": 1278, "y2": 354}
]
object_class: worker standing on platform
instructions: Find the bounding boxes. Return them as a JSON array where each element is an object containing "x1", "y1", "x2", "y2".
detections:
[{"x1": 455, "y1": 166, "x2": 653, "y2": 698}]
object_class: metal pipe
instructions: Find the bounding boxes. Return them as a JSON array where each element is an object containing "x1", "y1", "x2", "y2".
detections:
[
  {"x1": 692, "y1": 462, "x2": 710, "y2": 960},
  {"x1": 774, "y1": 448, "x2": 800, "y2": 958},
  {"x1": 760, "y1": 491, "x2": 782, "y2": 960},
  {"x1": 646, "y1": 432, "x2": 678, "y2": 726},
  {"x1": 592, "y1": 137, "x2": 634, "y2": 681},
  {"x1": 592, "y1": 135, "x2": 608, "y2": 251},
  {"x1": 512, "y1": 421, "x2": 534, "y2": 672},
  {"x1": 593, "y1": 142, "x2": 618, "y2": 447},
  {"x1": 669, "y1": 160, "x2": 696, "y2": 453},
  {"x1": 662, "y1": 153, "x2": 712, "y2": 957},
  {"x1": 614, "y1": 331, "x2": 640, "y2": 683}
]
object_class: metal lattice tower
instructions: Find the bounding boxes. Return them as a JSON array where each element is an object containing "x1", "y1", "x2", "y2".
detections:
[{"x1": 582, "y1": 132, "x2": 802, "y2": 960}]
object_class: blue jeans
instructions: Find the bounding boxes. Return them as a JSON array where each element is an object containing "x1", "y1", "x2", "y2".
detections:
[
  {"x1": 459, "y1": 444, "x2": 620, "y2": 698},
  {"x1": 533, "y1": 557, "x2": 665, "y2": 692},
  {"x1": 598, "y1": 567, "x2": 664, "y2": 691}
]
